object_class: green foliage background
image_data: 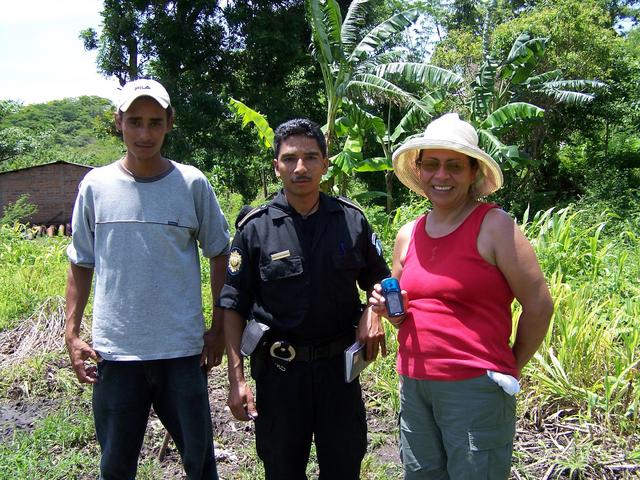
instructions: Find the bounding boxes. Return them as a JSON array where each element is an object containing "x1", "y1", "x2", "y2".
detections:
[
  {"x1": 1, "y1": 1, "x2": 640, "y2": 477},
  {"x1": 0, "y1": 97, "x2": 122, "y2": 172},
  {"x1": 3, "y1": 0, "x2": 638, "y2": 215},
  {"x1": 1, "y1": 198, "x2": 639, "y2": 477}
]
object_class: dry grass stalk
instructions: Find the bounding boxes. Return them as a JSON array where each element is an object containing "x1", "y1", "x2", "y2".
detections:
[
  {"x1": 0, "y1": 296, "x2": 88, "y2": 367},
  {"x1": 514, "y1": 415, "x2": 640, "y2": 479}
]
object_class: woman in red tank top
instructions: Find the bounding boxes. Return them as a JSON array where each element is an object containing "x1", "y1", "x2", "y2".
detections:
[{"x1": 369, "y1": 113, "x2": 553, "y2": 479}]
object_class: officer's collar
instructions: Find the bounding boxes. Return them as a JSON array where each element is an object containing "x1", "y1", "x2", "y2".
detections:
[{"x1": 271, "y1": 189, "x2": 340, "y2": 219}]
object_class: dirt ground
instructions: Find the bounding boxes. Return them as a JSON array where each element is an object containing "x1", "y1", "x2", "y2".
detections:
[
  {"x1": 0, "y1": 397, "x2": 61, "y2": 442},
  {"x1": 0, "y1": 303, "x2": 402, "y2": 479},
  {"x1": 0, "y1": 360, "x2": 401, "y2": 479},
  {"x1": 2, "y1": 299, "x2": 638, "y2": 478},
  {"x1": 143, "y1": 362, "x2": 403, "y2": 479},
  {"x1": 2, "y1": 359, "x2": 639, "y2": 479}
]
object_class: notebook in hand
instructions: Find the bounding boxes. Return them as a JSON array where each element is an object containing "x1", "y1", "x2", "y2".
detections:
[{"x1": 344, "y1": 342, "x2": 372, "y2": 383}]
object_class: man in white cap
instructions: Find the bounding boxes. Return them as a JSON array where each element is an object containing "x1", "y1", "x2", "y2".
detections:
[{"x1": 64, "y1": 78, "x2": 229, "y2": 479}]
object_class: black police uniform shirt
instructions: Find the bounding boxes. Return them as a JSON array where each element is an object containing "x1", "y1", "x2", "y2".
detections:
[{"x1": 218, "y1": 190, "x2": 390, "y2": 344}]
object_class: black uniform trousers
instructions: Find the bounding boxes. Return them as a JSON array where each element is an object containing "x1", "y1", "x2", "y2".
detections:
[{"x1": 253, "y1": 353, "x2": 367, "y2": 480}]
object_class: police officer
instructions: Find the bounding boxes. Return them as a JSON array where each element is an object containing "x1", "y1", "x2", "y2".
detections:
[{"x1": 218, "y1": 118, "x2": 390, "y2": 479}]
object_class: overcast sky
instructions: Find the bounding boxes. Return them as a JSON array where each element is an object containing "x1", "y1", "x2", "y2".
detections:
[{"x1": 0, "y1": 0, "x2": 121, "y2": 105}]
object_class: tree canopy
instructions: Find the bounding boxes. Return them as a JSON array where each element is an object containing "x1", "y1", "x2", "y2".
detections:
[
  {"x1": 0, "y1": 97, "x2": 121, "y2": 172},
  {"x1": 3, "y1": 0, "x2": 639, "y2": 213}
]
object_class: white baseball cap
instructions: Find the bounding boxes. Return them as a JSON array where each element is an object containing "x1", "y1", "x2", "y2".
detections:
[{"x1": 117, "y1": 79, "x2": 171, "y2": 112}]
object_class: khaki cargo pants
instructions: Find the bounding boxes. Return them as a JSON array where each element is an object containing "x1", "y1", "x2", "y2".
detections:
[{"x1": 399, "y1": 374, "x2": 516, "y2": 480}]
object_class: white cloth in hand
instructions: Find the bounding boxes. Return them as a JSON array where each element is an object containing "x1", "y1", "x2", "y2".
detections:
[{"x1": 487, "y1": 370, "x2": 520, "y2": 396}]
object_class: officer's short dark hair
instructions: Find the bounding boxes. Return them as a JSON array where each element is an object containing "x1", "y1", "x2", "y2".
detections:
[{"x1": 273, "y1": 118, "x2": 327, "y2": 159}]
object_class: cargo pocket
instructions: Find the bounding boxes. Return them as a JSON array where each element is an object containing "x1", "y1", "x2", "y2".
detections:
[
  {"x1": 468, "y1": 419, "x2": 515, "y2": 452},
  {"x1": 466, "y1": 419, "x2": 515, "y2": 479}
]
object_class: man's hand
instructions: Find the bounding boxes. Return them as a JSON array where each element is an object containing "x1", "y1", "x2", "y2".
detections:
[
  {"x1": 356, "y1": 306, "x2": 387, "y2": 361},
  {"x1": 65, "y1": 336, "x2": 99, "y2": 384},
  {"x1": 228, "y1": 379, "x2": 258, "y2": 421},
  {"x1": 204, "y1": 254, "x2": 228, "y2": 371},
  {"x1": 65, "y1": 263, "x2": 95, "y2": 384},
  {"x1": 201, "y1": 310, "x2": 225, "y2": 371}
]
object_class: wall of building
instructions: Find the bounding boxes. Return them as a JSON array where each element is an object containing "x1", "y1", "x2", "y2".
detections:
[{"x1": 0, "y1": 162, "x2": 92, "y2": 225}]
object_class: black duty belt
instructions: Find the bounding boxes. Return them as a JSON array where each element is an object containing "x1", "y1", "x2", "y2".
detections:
[{"x1": 268, "y1": 332, "x2": 354, "y2": 363}]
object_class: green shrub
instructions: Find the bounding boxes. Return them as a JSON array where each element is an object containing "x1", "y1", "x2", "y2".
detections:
[{"x1": 0, "y1": 194, "x2": 38, "y2": 225}]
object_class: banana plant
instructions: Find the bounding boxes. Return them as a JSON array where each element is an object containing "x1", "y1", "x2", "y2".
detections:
[
  {"x1": 470, "y1": 5, "x2": 606, "y2": 170},
  {"x1": 227, "y1": 98, "x2": 275, "y2": 198},
  {"x1": 329, "y1": 94, "x2": 446, "y2": 211},
  {"x1": 305, "y1": 0, "x2": 464, "y2": 193},
  {"x1": 228, "y1": 97, "x2": 274, "y2": 151}
]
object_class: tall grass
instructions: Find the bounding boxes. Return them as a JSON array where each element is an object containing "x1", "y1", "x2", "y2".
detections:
[
  {"x1": 0, "y1": 224, "x2": 71, "y2": 331},
  {"x1": 521, "y1": 206, "x2": 639, "y2": 433},
  {"x1": 363, "y1": 196, "x2": 430, "y2": 259},
  {"x1": 1, "y1": 200, "x2": 638, "y2": 477},
  {"x1": 363, "y1": 203, "x2": 640, "y2": 438}
]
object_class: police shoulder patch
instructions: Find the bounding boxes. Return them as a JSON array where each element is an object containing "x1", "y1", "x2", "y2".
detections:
[
  {"x1": 227, "y1": 247, "x2": 243, "y2": 275},
  {"x1": 372, "y1": 232, "x2": 383, "y2": 257}
]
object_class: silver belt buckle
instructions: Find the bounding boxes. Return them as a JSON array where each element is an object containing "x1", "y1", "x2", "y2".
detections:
[{"x1": 269, "y1": 340, "x2": 296, "y2": 362}]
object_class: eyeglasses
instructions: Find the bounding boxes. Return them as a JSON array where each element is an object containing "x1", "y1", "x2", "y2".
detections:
[{"x1": 415, "y1": 158, "x2": 466, "y2": 174}]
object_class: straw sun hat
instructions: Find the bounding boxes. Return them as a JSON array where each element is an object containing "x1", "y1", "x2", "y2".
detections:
[{"x1": 391, "y1": 113, "x2": 503, "y2": 198}]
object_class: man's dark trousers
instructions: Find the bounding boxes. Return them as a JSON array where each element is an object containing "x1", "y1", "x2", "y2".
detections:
[
  {"x1": 93, "y1": 355, "x2": 218, "y2": 480},
  {"x1": 254, "y1": 354, "x2": 367, "y2": 480}
]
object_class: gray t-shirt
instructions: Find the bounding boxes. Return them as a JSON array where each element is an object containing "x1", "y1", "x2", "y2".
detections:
[{"x1": 67, "y1": 160, "x2": 230, "y2": 361}]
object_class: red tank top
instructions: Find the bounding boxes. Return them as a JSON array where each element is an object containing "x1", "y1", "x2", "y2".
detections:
[{"x1": 397, "y1": 203, "x2": 518, "y2": 380}]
